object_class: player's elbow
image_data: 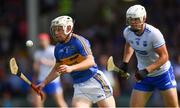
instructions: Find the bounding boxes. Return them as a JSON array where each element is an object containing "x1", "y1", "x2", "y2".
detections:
[
  {"x1": 164, "y1": 55, "x2": 169, "y2": 62},
  {"x1": 86, "y1": 55, "x2": 96, "y2": 67},
  {"x1": 161, "y1": 54, "x2": 169, "y2": 64},
  {"x1": 88, "y1": 59, "x2": 96, "y2": 67},
  {"x1": 91, "y1": 60, "x2": 96, "y2": 67}
]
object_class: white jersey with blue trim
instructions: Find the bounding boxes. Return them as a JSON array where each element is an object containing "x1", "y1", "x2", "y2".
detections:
[
  {"x1": 123, "y1": 23, "x2": 170, "y2": 77},
  {"x1": 34, "y1": 45, "x2": 59, "y2": 82}
]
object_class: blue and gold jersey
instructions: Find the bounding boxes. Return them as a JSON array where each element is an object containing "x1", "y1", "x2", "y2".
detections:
[{"x1": 54, "y1": 33, "x2": 98, "y2": 83}]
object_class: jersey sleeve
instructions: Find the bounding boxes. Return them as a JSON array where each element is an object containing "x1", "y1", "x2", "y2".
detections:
[
  {"x1": 152, "y1": 29, "x2": 165, "y2": 48},
  {"x1": 75, "y1": 37, "x2": 92, "y2": 56}
]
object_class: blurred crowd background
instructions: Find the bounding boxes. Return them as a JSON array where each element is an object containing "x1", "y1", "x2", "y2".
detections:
[{"x1": 1, "y1": 0, "x2": 180, "y2": 107}]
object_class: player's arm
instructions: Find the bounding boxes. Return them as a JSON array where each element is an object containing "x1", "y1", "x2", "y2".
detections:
[
  {"x1": 146, "y1": 44, "x2": 168, "y2": 73},
  {"x1": 136, "y1": 44, "x2": 168, "y2": 80},
  {"x1": 123, "y1": 42, "x2": 134, "y2": 63},
  {"x1": 71, "y1": 54, "x2": 95, "y2": 71},
  {"x1": 36, "y1": 62, "x2": 60, "y2": 90},
  {"x1": 38, "y1": 63, "x2": 60, "y2": 87},
  {"x1": 58, "y1": 37, "x2": 96, "y2": 73},
  {"x1": 118, "y1": 42, "x2": 134, "y2": 73},
  {"x1": 57, "y1": 54, "x2": 95, "y2": 73}
]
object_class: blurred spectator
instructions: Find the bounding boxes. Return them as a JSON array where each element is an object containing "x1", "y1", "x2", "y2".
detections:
[
  {"x1": 0, "y1": 24, "x2": 11, "y2": 56},
  {"x1": 31, "y1": 33, "x2": 67, "y2": 107},
  {"x1": 2, "y1": 91, "x2": 12, "y2": 107}
]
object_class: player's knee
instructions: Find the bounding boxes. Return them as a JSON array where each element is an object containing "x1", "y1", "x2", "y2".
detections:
[
  {"x1": 72, "y1": 98, "x2": 91, "y2": 107},
  {"x1": 97, "y1": 96, "x2": 116, "y2": 107},
  {"x1": 130, "y1": 99, "x2": 145, "y2": 107},
  {"x1": 72, "y1": 101, "x2": 90, "y2": 108}
]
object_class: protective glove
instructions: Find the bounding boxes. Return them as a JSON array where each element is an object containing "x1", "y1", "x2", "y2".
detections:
[
  {"x1": 135, "y1": 69, "x2": 148, "y2": 80},
  {"x1": 119, "y1": 62, "x2": 128, "y2": 73}
]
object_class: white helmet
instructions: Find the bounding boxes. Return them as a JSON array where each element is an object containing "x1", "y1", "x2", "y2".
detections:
[
  {"x1": 126, "y1": 5, "x2": 146, "y2": 26},
  {"x1": 50, "y1": 15, "x2": 74, "y2": 36}
]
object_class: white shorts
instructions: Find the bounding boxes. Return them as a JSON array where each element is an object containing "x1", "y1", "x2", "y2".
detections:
[{"x1": 73, "y1": 70, "x2": 113, "y2": 103}]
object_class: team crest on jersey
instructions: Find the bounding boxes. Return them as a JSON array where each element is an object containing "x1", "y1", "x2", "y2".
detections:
[
  {"x1": 135, "y1": 38, "x2": 140, "y2": 45},
  {"x1": 64, "y1": 45, "x2": 76, "y2": 54},
  {"x1": 64, "y1": 47, "x2": 69, "y2": 53},
  {"x1": 143, "y1": 41, "x2": 147, "y2": 47},
  {"x1": 59, "y1": 49, "x2": 64, "y2": 53}
]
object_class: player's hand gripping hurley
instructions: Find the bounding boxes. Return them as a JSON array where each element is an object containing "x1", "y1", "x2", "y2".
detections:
[
  {"x1": 9, "y1": 58, "x2": 43, "y2": 100},
  {"x1": 107, "y1": 56, "x2": 130, "y2": 79}
]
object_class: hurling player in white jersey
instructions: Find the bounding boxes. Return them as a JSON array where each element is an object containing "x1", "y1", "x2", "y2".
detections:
[
  {"x1": 119, "y1": 5, "x2": 179, "y2": 107},
  {"x1": 33, "y1": 33, "x2": 67, "y2": 107}
]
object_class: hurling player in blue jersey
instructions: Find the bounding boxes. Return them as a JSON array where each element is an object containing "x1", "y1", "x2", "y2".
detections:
[
  {"x1": 36, "y1": 15, "x2": 115, "y2": 108},
  {"x1": 119, "y1": 5, "x2": 179, "y2": 107}
]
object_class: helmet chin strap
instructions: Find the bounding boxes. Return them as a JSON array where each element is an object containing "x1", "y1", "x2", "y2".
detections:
[
  {"x1": 64, "y1": 26, "x2": 73, "y2": 35},
  {"x1": 59, "y1": 33, "x2": 72, "y2": 43}
]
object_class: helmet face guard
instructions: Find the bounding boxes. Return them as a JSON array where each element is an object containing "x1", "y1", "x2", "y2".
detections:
[
  {"x1": 50, "y1": 16, "x2": 74, "y2": 41},
  {"x1": 126, "y1": 17, "x2": 145, "y2": 32}
]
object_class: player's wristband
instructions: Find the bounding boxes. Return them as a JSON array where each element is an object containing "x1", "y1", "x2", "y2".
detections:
[{"x1": 120, "y1": 62, "x2": 128, "y2": 72}]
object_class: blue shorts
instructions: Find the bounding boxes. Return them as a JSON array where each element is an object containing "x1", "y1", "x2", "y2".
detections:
[
  {"x1": 134, "y1": 66, "x2": 177, "y2": 92},
  {"x1": 37, "y1": 81, "x2": 62, "y2": 95}
]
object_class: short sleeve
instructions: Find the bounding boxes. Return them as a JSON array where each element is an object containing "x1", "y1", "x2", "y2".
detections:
[
  {"x1": 75, "y1": 37, "x2": 92, "y2": 56},
  {"x1": 152, "y1": 29, "x2": 165, "y2": 48}
]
